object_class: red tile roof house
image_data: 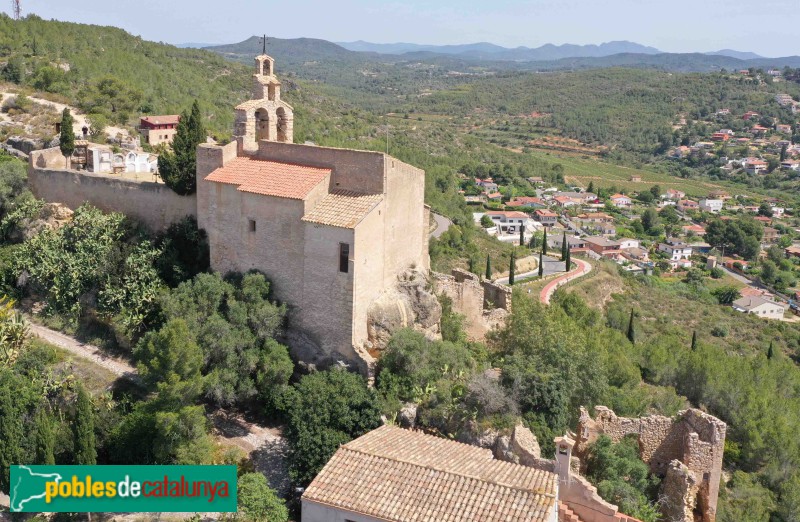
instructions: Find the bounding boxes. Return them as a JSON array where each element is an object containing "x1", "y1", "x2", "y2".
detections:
[
  {"x1": 585, "y1": 236, "x2": 623, "y2": 258},
  {"x1": 664, "y1": 189, "x2": 685, "y2": 200},
  {"x1": 682, "y1": 224, "x2": 706, "y2": 236},
  {"x1": 534, "y1": 209, "x2": 558, "y2": 227},
  {"x1": 677, "y1": 199, "x2": 699, "y2": 212},
  {"x1": 743, "y1": 111, "x2": 760, "y2": 120},
  {"x1": 506, "y1": 196, "x2": 546, "y2": 209},
  {"x1": 139, "y1": 115, "x2": 180, "y2": 146}
]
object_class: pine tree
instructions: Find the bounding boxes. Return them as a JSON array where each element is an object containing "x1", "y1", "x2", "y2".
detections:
[
  {"x1": 626, "y1": 309, "x2": 635, "y2": 344},
  {"x1": 158, "y1": 100, "x2": 206, "y2": 195},
  {"x1": 542, "y1": 227, "x2": 548, "y2": 256},
  {"x1": 691, "y1": 330, "x2": 697, "y2": 351},
  {"x1": 519, "y1": 226, "x2": 525, "y2": 246},
  {"x1": 33, "y1": 405, "x2": 55, "y2": 465},
  {"x1": 485, "y1": 255, "x2": 492, "y2": 280},
  {"x1": 73, "y1": 384, "x2": 97, "y2": 465},
  {"x1": 509, "y1": 252, "x2": 516, "y2": 285},
  {"x1": 59, "y1": 108, "x2": 75, "y2": 168},
  {"x1": 767, "y1": 341, "x2": 775, "y2": 360},
  {"x1": 565, "y1": 245, "x2": 571, "y2": 272},
  {"x1": 561, "y1": 232, "x2": 567, "y2": 259},
  {"x1": 538, "y1": 250, "x2": 544, "y2": 277}
]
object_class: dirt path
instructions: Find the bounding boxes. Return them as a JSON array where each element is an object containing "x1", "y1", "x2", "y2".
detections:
[
  {"x1": 0, "y1": 91, "x2": 130, "y2": 140},
  {"x1": 27, "y1": 321, "x2": 290, "y2": 495},
  {"x1": 540, "y1": 258, "x2": 592, "y2": 304}
]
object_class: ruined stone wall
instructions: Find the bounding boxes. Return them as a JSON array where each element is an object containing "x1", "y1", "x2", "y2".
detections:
[
  {"x1": 432, "y1": 269, "x2": 510, "y2": 341},
  {"x1": 576, "y1": 406, "x2": 726, "y2": 522},
  {"x1": 29, "y1": 149, "x2": 196, "y2": 231}
]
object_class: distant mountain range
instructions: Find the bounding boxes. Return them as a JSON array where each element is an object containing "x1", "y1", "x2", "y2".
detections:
[{"x1": 203, "y1": 36, "x2": 798, "y2": 75}]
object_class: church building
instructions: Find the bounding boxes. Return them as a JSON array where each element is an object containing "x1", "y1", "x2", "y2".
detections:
[{"x1": 196, "y1": 48, "x2": 429, "y2": 372}]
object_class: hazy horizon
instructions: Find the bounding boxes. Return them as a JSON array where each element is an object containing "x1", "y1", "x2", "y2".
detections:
[{"x1": 1, "y1": 0, "x2": 797, "y2": 58}]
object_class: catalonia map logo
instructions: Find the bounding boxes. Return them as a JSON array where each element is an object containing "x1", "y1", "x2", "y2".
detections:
[{"x1": 10, "y1": 465, "x2": 237, "y2": 513}]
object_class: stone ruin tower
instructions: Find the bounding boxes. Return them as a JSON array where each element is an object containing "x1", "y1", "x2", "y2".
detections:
[{"x1": 234, "y1": 42, "x2": 294, "y2": 151}]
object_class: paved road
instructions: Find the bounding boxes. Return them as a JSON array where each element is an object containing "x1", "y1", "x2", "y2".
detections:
[
  {"x1": 430, "y1": 213, "x2": 452, "y2": 238},
  {"x1": 541, "y1": 258, "x2": 593, "y2": 304},
  {"x1": 496, "y1": 254, "x2": 562, "y2": 284}
]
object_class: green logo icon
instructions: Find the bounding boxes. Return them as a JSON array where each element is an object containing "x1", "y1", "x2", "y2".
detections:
[{"x1": 10, "y1": 465, "x2": 237, "y2": 513}]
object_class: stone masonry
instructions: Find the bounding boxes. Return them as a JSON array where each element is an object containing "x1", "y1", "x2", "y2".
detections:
[
  {"x1": 196, "y1": 51, "x2": 429, "y2": 375},
  {"x1": 432, "y1": 268, "x2": 511, "y2": 341},
  {"x1": 576, "y1": 406, "x2": 726, "y2": 522}
]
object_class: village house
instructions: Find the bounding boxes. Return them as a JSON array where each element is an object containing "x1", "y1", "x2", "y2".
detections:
[
  {"x1": 699, "y1": 198, "x2": 723, "y2": 213},
  {"x1": 664, "y1": 188, "x2": 685, "y2": 200},
  {"x1": 548, "y1": 234, "x2": 588, "y2": 252},
  {"x1": 534, "y1": 209, "x2": 558, "y2": 227},
  {"x1": 658, "y1": 241, "x2": 693, "y2": 268},
  {"x1": 776, "y1": 123, "x2": 793, "y2": 134},
  {"x1": 553, "y1": 191, "x2": 597, "y2": 204},
  {"x1": 609, "y1": 193, "x2": 632, "y2": 208},
  {"x1": 485, "y1": 210, "x2": 532, "y2": 234},
  {"x1": 575, "y1": 212, "x2": 614, "y2": 224},
  {"x1": 139, "y1": 115, "x2": 180, "y2": 146},
  {"x1": 506, "y1": 196, "x2": 546, "y2": 209},
  {"x1": 584, "y1": 236, "x2": 622, "y2": 258},
  {"x1": 677, "y1": 199, "x2": 699, "y2": 212},
  {"x1": 743, "y1": 111, "x2": 760, "y2": 121},
  {"x1": 755, "y1": 215, "x2": 773, "y2": 226},
  {"x1": 744, "y1": 158, "x2": 768, "y2": 174},
  {"x1": 776, "y1": 94, "x2": 795, "y2": 107},
  {"x1": 553, "y1": 195, "x2": 577, "y2": 208},
  {"x1": 785, "y1": 246, "x2": 800, "y2": 258},
  {"x1": 196, "y1": 50, "x2": 428, "y2": 371},
  {"x1": 781, "y1": 160, "x2": 800, "y2": 171},
  {"x1": 486, "y1": 191, "x2": 503, "y2": 202},
  {"x1": 526, "y1": 176, "x2": 545, "y2": 185},
  {"x1": 622, "y1": 246, "x2": 649, "y2": 262},
  {"x1": 617, "y1": 238, "x2": 640, "y2": 250},
  {"x1": 682, "y1": 224, "x2": 706, "y2": 236},
  {"x1": 710, "y1": 132, "x2": 729, "y2": 142},
  {"x1": 762, "y1": 227, "x2": 779, "y2": 244},
  {"x1": 474, "y1": 177, "x2": 499, "y2": 193},
  {"x1": 629, "y1": 174, "x2": 642, "y2": 182},
  {"x1": 732, "y1": 296, "x2": 786, "y2": 320}
]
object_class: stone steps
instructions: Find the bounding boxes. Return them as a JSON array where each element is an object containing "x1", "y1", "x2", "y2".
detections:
[{"x1": 558, "y1": 501, "x2": 583, "y2": 522}]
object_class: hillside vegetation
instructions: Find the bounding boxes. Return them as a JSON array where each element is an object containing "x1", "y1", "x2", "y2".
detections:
[{"x1": 0, "y1": 14, "x2": 250, "y2": 136}]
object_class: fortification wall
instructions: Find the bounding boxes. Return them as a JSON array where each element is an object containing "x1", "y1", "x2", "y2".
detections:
[
  {"x1": 28, "y1": 149, "x2": 196, "y2": 231},
  {"x1": 432, "y1": 269, "x2": 510, "y2": 341},
  {"x1": 576, "y1": 406, "x2": 726, "y2": 522}
]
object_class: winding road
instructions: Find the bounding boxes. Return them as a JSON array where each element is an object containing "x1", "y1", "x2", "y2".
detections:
[
  {"x1": 430, "y1": 212, "x2": 452, "y2": 238},
  {"x1": 540, "y1": 258, "x2": 593, "y2": 304},
  {"x1": 495, "y1": 254, "x2": 562, "y2": 285}
]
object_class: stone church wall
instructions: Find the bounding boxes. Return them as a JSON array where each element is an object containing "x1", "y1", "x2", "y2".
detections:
[{"x1": 432, "y1": 269, "x2": 511, "y2": 341}]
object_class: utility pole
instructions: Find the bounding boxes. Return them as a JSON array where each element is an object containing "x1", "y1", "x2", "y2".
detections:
[{"x1": 11, "y1": 0, "x2": 21, "y2": 20}]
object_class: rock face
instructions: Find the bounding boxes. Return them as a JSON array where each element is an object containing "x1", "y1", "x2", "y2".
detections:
[
  {"x1": 366, "y1": 269, "x2": 441, "y2": 352},
  {"x1": 397, "y1": 403, "x2": 418, "y2": 428},
  {"x1": 12, "y1": 202, "x2": 73, "y2": 242}
]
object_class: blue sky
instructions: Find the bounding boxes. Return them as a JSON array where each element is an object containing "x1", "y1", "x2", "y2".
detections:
[{"x1": 2, "y1": 0, "x2": 797, "y2": 57}]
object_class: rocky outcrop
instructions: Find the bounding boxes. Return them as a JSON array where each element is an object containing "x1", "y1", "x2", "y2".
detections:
[
  {"x1": 366, "y1": 269, "x2": 441, "y2": 352},
  {"x1": 661, "y1": 460, "x2": 698, "y2": 522},
  {"x1": 397, "y1": 403, "x2": 418, "y2": 428},
  {"x1": 12, "y1": 202, "x2": 73, "y2": 242}
]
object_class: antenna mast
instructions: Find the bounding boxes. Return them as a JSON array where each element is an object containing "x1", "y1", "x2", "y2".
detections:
[{"x1": 11, "y1": 0, "x2": 21, "y2": 20}]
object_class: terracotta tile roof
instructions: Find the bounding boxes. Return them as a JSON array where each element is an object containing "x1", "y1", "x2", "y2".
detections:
[
  {"x1": 303, "y1": 425, "x2": 557, "y2": 522},
  {"x1": 204, "y1": 157, "x2": 330, "y2": 199},
  {"x1": 302, "y1": 190, "x2": 383, "y2": 229},
  {"x1": 140, "y1": 115, "x2": 180, "y2": 125}
]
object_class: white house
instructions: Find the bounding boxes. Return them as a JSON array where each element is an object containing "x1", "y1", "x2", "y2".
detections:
[
  {"x1": 659, "y1": 241, "x2": 693, "y2": 260},
  {"x1": 732, "y1": 296, "x2": 786, "y2": 320},
  {"x1": 699, "y1": 199, "x2": 723, "y2": 213},
  {"x1": 609, "y1": 193, "x2": 632, "y2": 208},
  {"x1": 485, "y1": 211, "x2": 532, "y2": 234},
  {"x1": 618, "y1": 238, "x2": 640, "y2": 250}
]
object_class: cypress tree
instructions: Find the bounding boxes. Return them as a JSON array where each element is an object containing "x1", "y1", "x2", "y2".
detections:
[
  {"x1": 626, "y1": 309, "x2": 635, "y2": 344},
  {"x1": 587, "y1": 181, "x2": 595, "y2": 194},
  {"x1": 509, "y1": 252, "x2": 516, "y2": 285},
  {"x1": 519, "y1": 226, "x2": 525, "y2": 246},
  {"x1": 542, "y1": 227, "x2": 548, "y2": 256},
  {"x1": 59, "y1": 108, "x2": 75, "y2": 168},
  {"x1": 691, "y1": 330, "x2": 697, "y2": 351},
  {"x1": 561, "y1": 232, "x2": 567, "y2": 259},
  {"x1": 73, "y1": 384, "x2": 97, "y2": 465},
  {"x1": 468, "y1": 257, "x2": 475, "y2": 274},
  {"x1": 767, "y1": 341, "x2": 774, "y2": 360},
  {"x1": 538, "y1": 250, "x2": 544, "y2": 277},
  {"x1": 158, "y1": 100, "x2": 206, "y2": 195},
  {"x1": 565, "y1": 245, "x2": 571, "y2": 272},
  {"x1": 33, "y1": 405, "x2": 55, "y2": 465},
  {"x1": 485, "y1": 255, "x2": 492, "y2": 280}
]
